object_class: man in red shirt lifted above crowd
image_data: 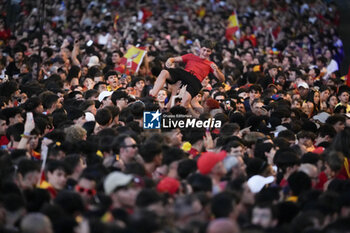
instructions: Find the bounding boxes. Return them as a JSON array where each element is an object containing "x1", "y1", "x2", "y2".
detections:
[{"x1": 149, "y1": 40, "x2": 225, "y2": 107}]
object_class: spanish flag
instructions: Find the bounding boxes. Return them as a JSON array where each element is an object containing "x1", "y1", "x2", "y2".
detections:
[
  {"x1": 113, "y1": 13, "x2": 119, "y2": 31},
  {"x1": 119, "y1": 46, "x2": 147, "y2": 74},
  {"x1": 225, "y1": 11, "x2": 240, "y2": 41}
]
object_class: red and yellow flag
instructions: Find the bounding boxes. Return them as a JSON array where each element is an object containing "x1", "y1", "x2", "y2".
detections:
[
  {"x1": 113, "y1": 13, "x2": 119, "y2": 31},
  {"x1": 225, "y1": 11, "x2": 240, "y2": 41},
  {"x1": 119, "y1": 46, "x2": 147, "y2": 74}
]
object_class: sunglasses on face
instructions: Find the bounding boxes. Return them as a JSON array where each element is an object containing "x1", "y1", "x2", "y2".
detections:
[{"x1": 75, "y1": 185, "x2": 96, "y2": 196}]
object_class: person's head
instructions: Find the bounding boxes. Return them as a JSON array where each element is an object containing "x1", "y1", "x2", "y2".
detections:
[
  {"x1": 288, "y1": 171, "x2": 311, "y2": 196},
  {"x1": 139, "y1": 141, "x2": 163, "y2": 166},
  {"x1": 268, "y1": 65, "x2": 278, "y2": 78},
  {"x1": 64, "y1": 154, "x2": 86, "y2": 178},
  {"x1": 112, "y1": 50, "x2": 123, "y2": 64},
  {"x1": 199, "y1": 40, "x2": 215, "y2": 59},
  {"x1": 211, "y1": 192, "x2": 237, "y2": 219},
  {"x1": 315, "y1": 124, "x2": 336, "y2": 146},
  {"x1": 104, "y1": 171, "x2": 142, "y2": 208},
  {"x1": 157, "y1": 89, "x2": 168, "y2": 103},
  {"x1": 17, "y1": 159, "x2": 41, "y2": 190},
  {"x1": 75, "y1": 173, "x2": 97, "y2": 204},
  {"x1": 326, "y1": 114, "x2": 346, "y2": 133},
  {"x1": 113, "y1": 134, "x2": 138, "y2": 163},
  {"x1": 0, "y1": 112, "x2": 8, "y2": 135},
  {"x1": 42, "y1": 94, "x2": 61, "y2": 112},
  {"x1": 111, "y1": 90, "x2": 129, "y2": 109},
  {"x1": 324, "y1": 150, "x2": 344, "y2": 178},
  {"x1": 67, "y1": 108, "x2": 86, "y2": 126},
  {"x1": 162, "y1": 128, "x2": 183, "y2": 147},
  {"x1": 95, "y1": 108, "x2": 112, "y2": 126},
  {"x1": 251, "y1": 203, "x2": 278, "y2": 229},
  {"x1": 251, "y1": 98, "x2": 266, "y2": 116},
  {"x1": 338, "y1": 88, "x2": 350, "y2": 104},
  {"x1": 2, "y1": 107, "x2": 23, "y2": 125},
  {"x1": 20, "y1": 213, "x2": 53, "y2": 233},
  {"x1": 104, "y1": 71, "x2": 119, "y2": 89},
  {"x1": 248, "y1": 84, "x2": 262, "y2": 101},
  {"x1": 223, "y1": 140, "x2": 244, "y2": 157},
  {"x1": 132, "y1": 77, "x2": 145, "y2": 93},
  {"x1": 46, "y1": 160, "x2": 68, "y2": 190}
]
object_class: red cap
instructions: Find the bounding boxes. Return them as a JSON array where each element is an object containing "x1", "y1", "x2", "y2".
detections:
[
  {"x1": 197, "y1": 150, "x2": 227, "y2": 175},
  {"x1": 156, "y1": 177, "x2": 180, "y2": 195}
]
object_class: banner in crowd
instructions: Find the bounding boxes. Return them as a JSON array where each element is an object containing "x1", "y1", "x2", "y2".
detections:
[{"x1": 120, "y1": 46, "x2": 147, "y2": 74}]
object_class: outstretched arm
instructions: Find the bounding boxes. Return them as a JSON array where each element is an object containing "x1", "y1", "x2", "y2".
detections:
[
  {"x1": 210, "y1": 63, "x2": 225, "y2": 82},
  {"x1": 165, "y1": 56, "x2": 183, "y2": 68}
]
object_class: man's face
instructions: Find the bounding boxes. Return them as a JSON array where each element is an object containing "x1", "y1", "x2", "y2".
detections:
[
  {"x1": 107, "y1": 75, "x2": 118, "y2": 88},
  {"x1": 98, "y1": 84, "x2": 107, "y2": 93},
  {"x1": 112, "y1": 182, "x2": 141, "y2": 209},
  {"x1": 75, "y1": 178, "x2": 96, "y2": 203},
  {"x1": 339, "y1": 92, "x2": 349, "y2": 104},
  {"x1": 269, "y1": 68, "x2": 278, "y2": 78},
  {"x1": 116, "y1": 97, "x2": 128, "y2": 109},
  {"x1": 135, "y1": 80, "x2": 145, "y2": 92},
  {"x1": 47, "y1": 169, "x2": 67, "y2": 190},
  {"x1": 169, "y1": 128, "x2": 183, "y2": 147},
  {"x1": 333, "y1": 121, "x2": 345, "y2": 133},
  {"x1": 249, "y1": 90, "x2": 261, "y2": 101},
  {"x1": 112, "y1": 53, "x2": 121, "y2": 64},
  {"x1": 215, "y1": 95, "x2": 225, "y2": 104},
  {"x1": 15, "y1": 52, "x2": 23, "y2": 62},
  {"x1": 252, "y1": 207, "x2": 275, "y2": 228},
  {"x1": 12, "y1": 113, "x2": 24, "y2": 125},
  {"x1": 0, "y1": 119, "x2": 7, "y2": 135},
  {"x1": 120, "y1": 137, "x2": 138, "y2": 162},
  {"x1": 199, "y1": 47, "x2": 212, "y2": 59},
  {"x1": 229, "y1": 146, "x2": 244, "y2": 157},
  {"x1": 252, "y1": 101, "x2": 266, "y2": 116}
]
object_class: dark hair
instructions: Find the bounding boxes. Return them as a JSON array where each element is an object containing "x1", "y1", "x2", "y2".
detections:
[
  {"x1": 139, "y1": 141, "x2": 162, "y2": 163},
  {"x1": 187, "y1": 173, "x2": 212, "y2": 192},
  {"x1": 177, "y1": 159, "x2": 197, "y2": 180},
  {"x1": 111, "y1": 90, "x2": 129, "y2": 105},
  {"x1": 18, "y1": 159, "x2": 40, "y2": 177},
  {"x1": 211, "y1": 191, "x2": 237, "y2": 218},
  {"x1": 135, "y1": 188, "x2": 162, "y2": 208},
  {"x1": 95, "y1": 108, "x2": 112, "y2": 126},
  {"x1": 288, "y1": 171, "x2": 311, "y2": 196},
  {"x1": 254, "y1": 142, "x2": 274, "y2": 162},
  {"x1": 201, "y1": 40, "x2": 215, "y2": 50},
  {"x1": 46, "y1": 160, "x2": 68, "y2": 173}
]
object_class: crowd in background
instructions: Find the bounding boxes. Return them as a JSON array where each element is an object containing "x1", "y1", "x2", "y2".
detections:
[{"x1": 1, "y1": 0, "x2": 350, "y2": 233}]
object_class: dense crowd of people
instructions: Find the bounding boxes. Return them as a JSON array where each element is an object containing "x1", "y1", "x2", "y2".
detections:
[{"x1": 1, "y1": 0, "x2": 350, "y2": 232}]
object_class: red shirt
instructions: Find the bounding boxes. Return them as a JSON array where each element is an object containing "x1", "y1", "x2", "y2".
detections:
[{"x1": 181, "y1": 54, "x2": 214, "y2": 82}]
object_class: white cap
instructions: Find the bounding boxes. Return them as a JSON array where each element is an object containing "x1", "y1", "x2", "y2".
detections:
[
  {"x1": 297, "y1": 81, "x2": 309, "y2": 89},
  {"x1": 87, "y1": 56, "x2": 100, "y2": 68},
  {"x1": 98, "y1": 91, "x2": 113, "y2": 102},
  {"x1": 104, "y1": 171, "x2": 133, "y2": 195},
  {"x1": 247, "y1": 175, "x2": 274, "y2": 193},
  {"x1": 313, "y1": 112, "x2": 330, "y2": 124},
  {"x1": 84, "y1": 112, "x2": 95, "y2": 122}
]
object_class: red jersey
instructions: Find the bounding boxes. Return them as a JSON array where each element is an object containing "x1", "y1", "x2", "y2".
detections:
[{"x1": 181, "y1": 54, "x2": 214, "y2": 82}]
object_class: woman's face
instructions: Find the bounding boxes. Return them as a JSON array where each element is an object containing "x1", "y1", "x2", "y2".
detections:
[
  {"x1": 157, "y1": 90, "x2": 167, "y2": 103},
  {"x1": 328, "y1": 95, "x2": 338, "y2": 107},
  {"x1": 313, "y1": 92, "x2": 320, "y2": 105},
  {"x1": 302, "y1": 101, "x2": 314, "y2": 117},
  {"x1": 320, "y1": 90, "x2": 330, "y2": 102}
]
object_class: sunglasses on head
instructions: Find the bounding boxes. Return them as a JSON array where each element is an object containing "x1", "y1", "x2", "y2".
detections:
[{"x1": 75, "y1": 185, "x2": 96, "y2": 196}]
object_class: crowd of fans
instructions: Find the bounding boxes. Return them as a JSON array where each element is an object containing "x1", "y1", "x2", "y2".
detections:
[{"x1": 1, "y1": 0, "x2": 350, "y2": 232}]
